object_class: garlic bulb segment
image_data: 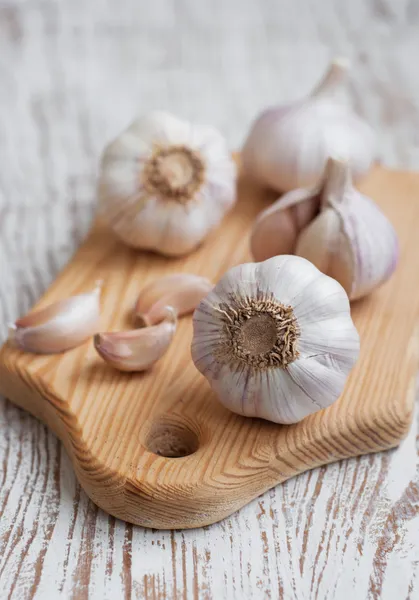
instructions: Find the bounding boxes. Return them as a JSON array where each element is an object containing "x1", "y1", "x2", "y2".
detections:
[
  {"x1": 295, "y1": 159, "x2": 399, "y2": 300},
  {"x1": 250, "y1": 187, "x2": 320, "y2": 262},
  {"x1": 192, "y1": 256, "x2": 359, "y2": 424},
  {"x1": 9, "y1": 282, "x2": 102, "y2": 354},
  {"x1": 134, "y1": 273, "x2": 213, "y2": 326},
  {"x1": 242, "y1": 58, "x2": 375, "y2": 192},
  {"x1": 98, "y1": 111, "x2": 237, "y2": 256},
  {"x1": 94, "y1": 307, "x2": 176, "y2": 372}
]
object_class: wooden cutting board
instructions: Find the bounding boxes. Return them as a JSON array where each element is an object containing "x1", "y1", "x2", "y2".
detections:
[{"x1": 0, "y1": 168, "x2": 418, "y2": 529}]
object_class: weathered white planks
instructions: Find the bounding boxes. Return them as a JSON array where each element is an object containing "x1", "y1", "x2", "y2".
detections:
[{"x1": 1, "y1": 0, "x2": 419, "y2": 597}]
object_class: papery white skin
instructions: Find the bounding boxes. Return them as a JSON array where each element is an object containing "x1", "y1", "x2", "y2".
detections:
[
  {"x1": 242, "y1": 58, "x2": 375, "y2": 192},
  {"x1": 94, "y1": 307, "x2": 176, "y2": 372},
  {"x1": 98, "y1": 111, "x2": 237, "y2": 256},
  {"x1": 192, "y1": 256, "x2": 360, "y2": 424},
  {"x1": 9, "y1": 282, "x2": 102, "y2": 354},
  {"x1": 294, "y1": 159, "x2": 399, "y2": 300}
]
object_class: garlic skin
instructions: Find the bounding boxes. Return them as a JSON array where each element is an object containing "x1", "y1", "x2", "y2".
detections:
[
  {"x1": 98, "y1": 111, "x2": 237, "y2": 256},
  {"x1": 9, "y1": 283, "x2": 102, "y2": 354},
  {"x1": 134, "y1": 273, "x2": 213, "y2": 326},
  {"x1": 192, "y1": 256, "x2": 359, "y2": 424},
  {"x1": 242, "y1": 58, "x2": 375, "y2": 192},
  {"x1": 251, "y1": 158, "x2": 398, "y2": 300},
  {"x1": 94, "y1": 307, "x2": 176, "y2": 372},
  {"x1": 251, "y1": 187, "x2": 320, "y2": 262}
]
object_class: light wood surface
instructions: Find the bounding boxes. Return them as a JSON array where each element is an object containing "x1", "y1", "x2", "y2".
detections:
[
  {"x1": 2, "y1": 0, "x2": 419, "y2": 597},
  {"x1": 0, "y1": 166, "x2": 416, "y2": 530}
]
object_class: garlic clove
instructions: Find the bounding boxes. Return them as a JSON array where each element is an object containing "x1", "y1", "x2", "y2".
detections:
[
  {"x1": 284, "y1": 354, "x2": 350, "y2": 417},
  {"x1": 189, "y1": 356, "x2": 320, "y2": 424},
  {"x1": 135, "y1": 274, "x2": 195, "y2": 314},
  {"x1": 335, "y1": 196, "x2": 398, "y2": 301},
  {"x1": 192, "y1": 255, "x2": 359, "y2": 424},
  {"x1": 295, "y1": 208, "x2": 342, "y2": 274},
  {"x1": 298, "y1": 322, "x2": 361, "y2": 379},
  {"x1": 134, "y1": 273, "x2": 212, "y2": 325},
  {"x1": 250, "y1": 188, "x2": 320, "y2": 261},
  {"x1": 9, "y1": 282, "x2": 102, "y2": 354},
  {"x1": 298, "y1": 158, "x2": 399, "y2": 299},
  {"x1": 94, "y1": 307, "x2": 176, "y2": 372},
  {"x1": 290, "y1": 268, "x2": 352, "y2": 325},
  {"x1": 242, "y1": 58, "x2": 375, "y2": 192},
  {"x1": 300, "y1": 225, "x2": 355, "y2": 298},
  {"x1": 137, "y1": 282, "x2": 213, "y2": 327},
  {"x1": 256, "y1": 254, "x2": 320, "y2": 307},
  {"x1": 98, "y1": 111, "x2": 237, "y2": 256},
  {"x1": 121, "y1": 199, "x2": 212, "y2": 257}
]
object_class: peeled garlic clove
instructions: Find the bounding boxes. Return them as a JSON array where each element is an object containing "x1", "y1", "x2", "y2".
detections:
[
  {"x1": 192, "y1": 256, "x2": 359, "y2": 424},
  {"x1": 94, "y1": 307, "x2": 176, "y2": 372},
  {"x1": 250, "y1": 188, "x2": 320, "y2": 261},
  {"x1": 9, "y1": 282, "x2": 102, "y2": 354},
  {"x1": 295, "y1": 158, "x2": 399, "y2": 299},
  {"x1": 242, "y1": 58, "x2": 375, "y2": 192},
  {"x1": 134, "y1": 273, "x2": 212, "y2": 325},
  {"x1": 98, "y1": 111, "x2": 237, "y2": 256}
]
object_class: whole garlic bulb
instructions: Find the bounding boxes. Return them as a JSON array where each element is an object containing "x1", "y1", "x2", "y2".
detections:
[
  {"x1": 98, "y1": 111, "x2": 237, "y2": 256},
  {"x1": 251, "y1": 158, "x2": 399, "y2": 300},
  {"x1": 242, "y1": 58, "x2": 375, "y2": 192},
  {"x1": 192, "y1": 255, "x2": 359, "y2": 424}
]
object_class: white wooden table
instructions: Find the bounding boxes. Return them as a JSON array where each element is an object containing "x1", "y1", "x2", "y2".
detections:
[{"x1": 1, "y1": 1, "x2": 419, "y2": 598}]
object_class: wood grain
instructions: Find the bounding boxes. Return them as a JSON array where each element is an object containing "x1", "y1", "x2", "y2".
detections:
[
  {"x1": 0, "y1": 167, "x2": 416, "y2": 531},
  {"x1": 2, "y1": 0, "x2": 419, "y2": 597}
]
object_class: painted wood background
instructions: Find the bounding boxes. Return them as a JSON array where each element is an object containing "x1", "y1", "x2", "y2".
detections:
[{"x1": 0, "y1": 0, "x2": 419, "y2": 597}]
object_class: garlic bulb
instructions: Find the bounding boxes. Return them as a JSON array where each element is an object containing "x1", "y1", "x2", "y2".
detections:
[
  {"x1": 9, "y1": 282, "x2": 102, "y2": 354},
  {"x1": 242, "y1": 58, "x2": 375, "y2": 192},
  {"x1": 134, "y1": 273, "x2": 213, "y2": 326},
  {"x1": 98, "y1": 111, "x2": 237, "y2": 256},
  {"x1": 94, "y1": 307, "x2": 176, "y2": 372},
  {"x1": 192, "y1": 256, "x2": 359, "y2": 424},
  {"x1": 251, "y1": 158, "x2": 399, "y2": 300}
]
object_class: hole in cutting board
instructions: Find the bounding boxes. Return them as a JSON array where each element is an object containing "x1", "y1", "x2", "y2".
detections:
[{"x1": 146, "y1": 417, "x2": 200, "y2": 458}]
